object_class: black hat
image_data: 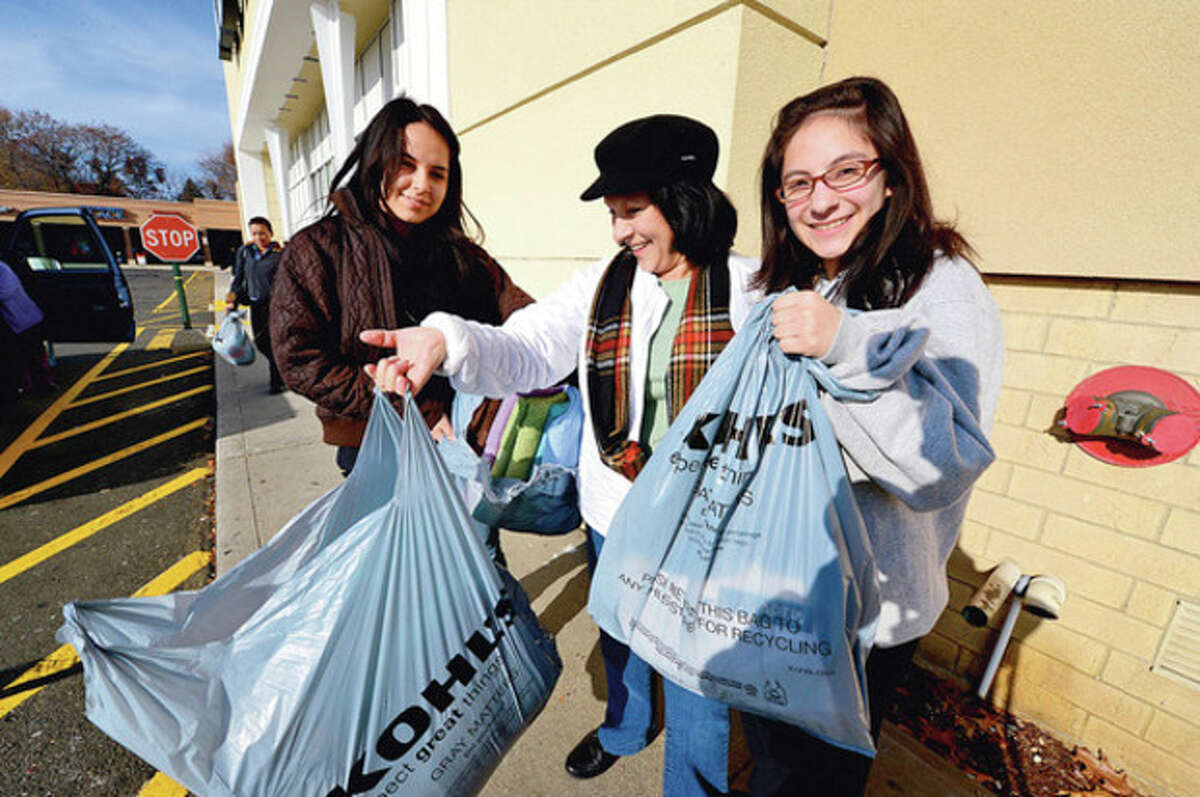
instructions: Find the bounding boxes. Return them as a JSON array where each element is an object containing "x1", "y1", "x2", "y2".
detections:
[{"x1": 580, "y1": 114, "x2": 719, "y2": 201}]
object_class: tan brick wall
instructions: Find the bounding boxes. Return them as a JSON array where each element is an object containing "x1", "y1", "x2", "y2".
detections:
[{"x1": 918, "y1": 276, "x2": 1200, "y2": 796}]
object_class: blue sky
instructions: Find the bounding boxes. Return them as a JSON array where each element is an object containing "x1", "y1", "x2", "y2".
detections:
[{"x1": 0, "y1": 0, "x2": 230, "y2": 178}]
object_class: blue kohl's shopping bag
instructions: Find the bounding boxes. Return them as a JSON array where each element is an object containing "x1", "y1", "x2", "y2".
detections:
[
  {"x1": 211, "y1": 308, "x2": 255, "y2": 366},
  {"x1": 438, "y1": 387, "x2": 583, "y2": 535},
  {"x1": 57, "y1": 391, "x2": 562, "y2": 796},
  {"x1": 588, "y1": 294, "x2": 881, "y2": 756}
]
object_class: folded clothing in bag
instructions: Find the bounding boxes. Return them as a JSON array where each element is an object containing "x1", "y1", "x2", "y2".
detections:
[
  {"x1": 588, "y1": 294, "x2": 881, "y2": 756},
  {"x1": 441, "y1": 387, "x2": 583, "y2": 535},
  {"x1": 58, "y1": 391, "x2": 562, "y2": 796},
  {"x1": 491, "y1": 391, "x2": 568, "y2": 481}
]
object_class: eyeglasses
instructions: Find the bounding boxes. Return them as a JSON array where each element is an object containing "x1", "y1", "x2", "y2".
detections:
[{"x1": 774, "y1": 159, "x2": 882, "y2": 204}]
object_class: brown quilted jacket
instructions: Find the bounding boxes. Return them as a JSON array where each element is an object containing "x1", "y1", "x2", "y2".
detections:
[{"x1": 270, "y1": 190, "x2": 533, "y2": 447}]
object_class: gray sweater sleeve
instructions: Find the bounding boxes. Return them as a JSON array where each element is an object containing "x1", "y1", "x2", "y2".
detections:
[{"x1": 817, "y1": 258, "x2": 1004, "y2": 512}]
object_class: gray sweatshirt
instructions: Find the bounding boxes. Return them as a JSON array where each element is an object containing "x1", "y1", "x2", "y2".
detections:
[{"x1": 818, "y1": 256, "x2": 1004, "y2": 646}]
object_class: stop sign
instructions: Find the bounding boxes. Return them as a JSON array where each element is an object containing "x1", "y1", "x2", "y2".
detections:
[{"x1": 140, "y1": 213, "x2": 200, "y2": 262}]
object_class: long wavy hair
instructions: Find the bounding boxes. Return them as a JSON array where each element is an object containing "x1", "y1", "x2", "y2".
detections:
[
  {"x1": 327, "y1": 96, "x2": 481, "y2": 243},
  {"x1": 755, "y1": 76, "x2": 972, "y2": 309}
]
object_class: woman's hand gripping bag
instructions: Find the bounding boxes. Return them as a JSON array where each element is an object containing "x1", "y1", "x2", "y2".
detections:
[
  {"x1": 438, "y1": 386, "x2": 583, "y2": 535},
  {"x1": 588, "y1": 294, "x2": 882, "y2": 756},
  {"x1": 56, "y1": 391, "x2": 562, "y2": 796}
]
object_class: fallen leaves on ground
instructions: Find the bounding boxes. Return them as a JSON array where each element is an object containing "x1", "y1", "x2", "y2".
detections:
[{"x1": 888, "y1": 668, "x2": 1145, "y2": 797}]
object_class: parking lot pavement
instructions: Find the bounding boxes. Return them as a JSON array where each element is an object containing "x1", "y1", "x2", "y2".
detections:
[{"x1": 209, "y1": 271, "x2": 976, "y2": 796}]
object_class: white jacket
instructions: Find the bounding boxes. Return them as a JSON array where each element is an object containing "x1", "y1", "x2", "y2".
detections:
[{"x1": 424, "y1": 253, "x2": 762, "y2": 536}]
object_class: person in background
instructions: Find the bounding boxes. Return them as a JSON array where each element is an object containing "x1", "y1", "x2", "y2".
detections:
[
  {"x1": 269, "y1": 96, "x2": 532, "y2": 482},
  {"x1": 0, "y1": 258, "x2": 53, "y2": 407},
  {"x1": 746, "y1": 75, "x2": 1004, "y2": 795},
  {"x1": 361, "y1": 114, "x2": 761, "y2": 796},
  {"x1": 226, "y1": 216, "x2": 285, "y2": 393}
]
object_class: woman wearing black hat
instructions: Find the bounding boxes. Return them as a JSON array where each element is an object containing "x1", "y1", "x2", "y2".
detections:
[{"x1": 362, "y1": 115, "x2": 761, "y2": 795}]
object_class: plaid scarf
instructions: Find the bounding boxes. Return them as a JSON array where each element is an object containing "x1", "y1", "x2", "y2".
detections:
[{"x1": 585, "y1": 250, "x2": 733, "y2": 480}]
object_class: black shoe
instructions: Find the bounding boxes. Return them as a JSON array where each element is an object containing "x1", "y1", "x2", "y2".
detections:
[
  {"x1": 564, "y1": 730, "x2": 619, "y2": 779},
  {"x1": 268, "y1": 383, "x2": 285, "y2": 394}
]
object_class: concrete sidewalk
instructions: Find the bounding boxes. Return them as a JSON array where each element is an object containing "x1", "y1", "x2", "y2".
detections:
[{"x1": 209, "y1": 270, "x2": 982, "y2": 796}]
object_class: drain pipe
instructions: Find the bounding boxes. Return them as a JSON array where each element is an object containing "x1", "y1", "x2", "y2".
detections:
[{"x1": 965, "y1": 563, "x2": 1067, "y2": 700}]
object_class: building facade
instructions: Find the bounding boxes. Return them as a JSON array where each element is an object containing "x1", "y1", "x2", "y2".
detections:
[
  {"x1": 0, "y1": 189, "x2": 243, "y2": 267},
  {"x1": 220, "y1": 2, "x2": 1200, "y2": 793}
]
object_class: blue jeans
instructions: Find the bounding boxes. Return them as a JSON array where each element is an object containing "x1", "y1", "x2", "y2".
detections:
[{"x1": 587, "y1": 527, "x2": 730, "y2": 796}]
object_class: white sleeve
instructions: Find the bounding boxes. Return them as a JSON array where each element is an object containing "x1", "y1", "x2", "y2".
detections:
[
  {"x1": 422, "y1": 260, "x2": 603, "y2": 398},
  {"x1": 817, "y1": 264, "x2": 1004, "y2": 511}
]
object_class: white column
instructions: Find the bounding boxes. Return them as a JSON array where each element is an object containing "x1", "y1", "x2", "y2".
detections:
[
  {"x1": 264, "y1": 125, "x2": 294, "y2": 239},
  {"x1": 310, "y1": 0, "x2": 357, "y2": 166},
  {"x1": 426, "y1": 0, "x2": 449, "y2": 117},
  {"x1": 235, "y1": 146, "x2": 270, "y2": 226},
  {"x1": 393, "y1": 0, "x2": 450, "y2": 119}
]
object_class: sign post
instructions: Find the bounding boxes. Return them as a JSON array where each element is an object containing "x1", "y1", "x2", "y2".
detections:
[{"x1": 139, "y1": 213, "x2": 200, "y2": 329}]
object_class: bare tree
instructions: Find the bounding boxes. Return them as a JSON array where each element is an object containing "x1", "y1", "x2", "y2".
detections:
[
  {"x1": 0, "y1": 109, "x2": 83, "y2": 192},
  {"x1": 0, "y1": 105, "x2": 166, "y2": 197},
  {"x1": 197, "y1": 141, "x2": 236, "y2": 199}
]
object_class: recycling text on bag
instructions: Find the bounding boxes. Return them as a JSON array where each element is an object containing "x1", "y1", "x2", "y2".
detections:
[{"x1": 588, "y1": 294, "x2": 881, "y2": 756}]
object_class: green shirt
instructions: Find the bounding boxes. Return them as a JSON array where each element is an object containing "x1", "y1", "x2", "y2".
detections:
[{"x1": 640, "y1": 277, "x2": 691, "y2": 451}]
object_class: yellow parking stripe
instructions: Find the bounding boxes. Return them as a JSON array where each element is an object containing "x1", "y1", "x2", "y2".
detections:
[
  {"x1": 138, "y1": 772, "x2": 189, "y2": 796},
  {"x1": 132, "y1": 550, "x2": 211, "y2": 597},
  {"x1": 0, "y1": 467, "x2": 210, "y2": 585},
  {"x1": 94, "y1": 350, "x2": 210, "y2": 382},
  {"x1": 30, "y1": 386, "x2": 213, "y2": 449},
  {"x1": 0, "y1": 343, "x2": 129, "y2": 482},
  {"x1": 146, "y1": 329, "x2": 176, "y2": 351},
  {"x1": 0, "y1": 417, "x2": 209, "y2": 511},
  {"x1": 0, "y1": 550, "x2": 209, "y2": 719},
  {"x1": 152, "y1": 270, "x2": 201, "y2": 314},
  {"x1": 68, "y1": 366, "x2": 209, "y2": 408}
]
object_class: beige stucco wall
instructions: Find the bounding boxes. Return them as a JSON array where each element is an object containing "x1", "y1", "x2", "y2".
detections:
[
  {"x1": 820, "y1": 3, "x2": 1200, "y2": 793},
  {"x1": 922, "y1": 278, "x2": 1200, "y2": 796},
  {"x1": 450, "y1": 1, "x2": 826, "y2": 299},
  {"x1": 822, "y1": 1, "x2": 1200, "y2": 283}
]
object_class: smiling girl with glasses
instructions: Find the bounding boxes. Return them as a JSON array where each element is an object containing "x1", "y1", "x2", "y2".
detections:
[{"x1": 745, "y1": 76, "x2": 1005, "y2": 796}]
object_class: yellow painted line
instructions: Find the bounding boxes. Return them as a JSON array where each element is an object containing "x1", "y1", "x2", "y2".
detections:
[
  {"x1": 138, "y1": 772, "x2": 188, "y2": 796},
  {"x1": 68, "y1": 366, "x2": 209, "y2": 408},
  {"x1": 152, "y1": 271, "x2": 200, "y2": 314},
  {"x1": 146, "y1": 329, "x2": 176, "y2": 351},
  {"x1": 95, "y1": 350, "x2": 210, "y2": 382},
  {"x1": 31, "y1": 386, "x2": 213, "y2": 448},
  {"x1": 0, "y1": 550, "x2": 209, "y2": 719},
  {"x1": 132, "y1": 550, "x2": 210, "y2": 597},
  {"x1": 0, "y1": 343, "x2": 129, "y2": 482},
  {"x1": 0, "y1": 467, "x2": 210, "y2": 585},
  {"x1": 0, "y1": 417, "x2": 209, "y2": 511}
]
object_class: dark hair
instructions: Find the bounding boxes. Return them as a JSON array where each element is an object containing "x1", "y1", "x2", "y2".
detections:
[
  {"x1": 327, "y1": 96, "x2": 480, "y2": 242},
  {"x1": 247, "y1": 216, "x2": 272, "y2": 234},
  {"x1": 648, "y1": 180, "x2": 737, "y2": 272},
  {"x1": 755, "y1": 76, "x2": 972, "y2": 309}
]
